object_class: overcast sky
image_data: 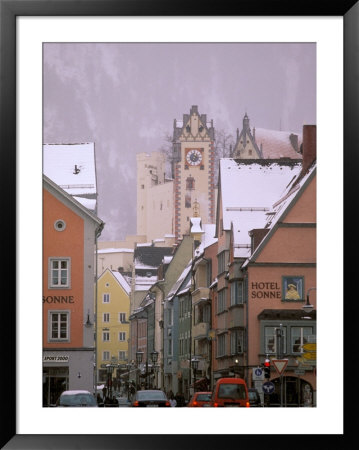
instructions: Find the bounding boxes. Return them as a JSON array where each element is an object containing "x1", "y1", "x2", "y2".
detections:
[{"x1": 43, "y1": 43, "x2": 316, "y2": 242}]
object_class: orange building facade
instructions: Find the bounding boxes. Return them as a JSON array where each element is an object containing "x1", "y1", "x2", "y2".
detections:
[
  {"x1": 42, "y1": 175, "x2": 104, "y2": 406},
  {"x1": 244, "y1": 165, "x2": 316, "y2": 406}
]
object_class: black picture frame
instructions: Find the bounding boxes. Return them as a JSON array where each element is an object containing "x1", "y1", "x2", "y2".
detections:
[{"x1": 1, "y1": 0, "x2": 356, "y2": 448}]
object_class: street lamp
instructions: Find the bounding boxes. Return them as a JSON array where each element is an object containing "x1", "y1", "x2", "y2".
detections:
[
  {"x1": 302, "y1": 287, "x2": 316, "y2": 317},
  {"x1": 191, "y1": 357, "x2": 199, "y2": 393},
  {"x1": 126, "y1": 362, "x2": 132, "y2": 401},
  {"x1": 106, "y1": 364, "x2": 115, "y2": 399},
  {"x1": 136, "y1": 351, "x2": 143, "y2": 391},
  {"x1": 151, "y1": 351, "x2": 159, "y2": 389}
]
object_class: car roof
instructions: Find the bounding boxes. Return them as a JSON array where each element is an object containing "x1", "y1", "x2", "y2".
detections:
[
  {"x1": 194, "y1": 391, "x2": 212, "y2": 395},
  {"x1": 61, "y1": 390, "x2": 92, "y2": 395},
  {"x1": 137, "y1": 390, "x2": 164, "y2": 393}
]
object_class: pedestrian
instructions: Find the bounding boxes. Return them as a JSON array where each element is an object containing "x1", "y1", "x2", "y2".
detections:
[
  {"x1": 175, "y1": 392, "x2": 181, "y2": 407},
  {"x1": 96, "y1": 393, "x2": 102, "y2": 405},
  {"x1": 169, "y1": 393, "x2": 177, "y2": 407}
]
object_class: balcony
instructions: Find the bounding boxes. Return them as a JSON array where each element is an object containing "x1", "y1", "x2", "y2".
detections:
[
  {"x1": 192, "y1": 287, "x2": 210, "y2": 305},
  {"x1": 193, "y1": 322, "x2": 210, "y2": 340}
]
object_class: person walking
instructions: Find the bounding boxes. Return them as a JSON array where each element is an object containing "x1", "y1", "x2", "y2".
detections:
[{"x1": 169, "y1": 393, "x2": 177, "y2": 407}]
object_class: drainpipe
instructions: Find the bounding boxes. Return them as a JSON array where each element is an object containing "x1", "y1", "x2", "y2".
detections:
[
  {"x1": 245, "y1": 272, "x2": 249, "y2": 384},
  {"x1": 94, "y1": 222, "x2": 104, "y2": 394}
]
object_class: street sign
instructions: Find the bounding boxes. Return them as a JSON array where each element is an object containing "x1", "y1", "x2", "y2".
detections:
[
  {"x1": 262, "y1": 381, "x2": 275, "y2": 394},
  {"x1": 272, "y1": 359, "x2": 288, "y2": 375},
  {"x1": 252, "y1": 367, "x2": 264, "y2": 381},
  {"x1": 302, "y1": 343, "x2": 316, "y2": 352},
  {"x1": 302, "y1": 351, "x2": 316, "y2": 361}
]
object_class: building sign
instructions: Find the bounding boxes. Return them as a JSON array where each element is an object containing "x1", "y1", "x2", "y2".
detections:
[
  {"x1": 43, "y1": 296, "x2": 75, "y2": 304},
  {"x1": 251, "y1": 282, "x2": 281, "y2": 299},
  {"x1": 43, "y1": 355, "x2": 69, "y2": 363},
  {"x1": 282, "y1": 277, "x2": 304, "y2": 300}
]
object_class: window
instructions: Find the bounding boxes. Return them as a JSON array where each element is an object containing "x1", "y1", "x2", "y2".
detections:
[
  {"x1": 119, "y1": 312, "x2": 126, "y2": 323},
  {"x1": 206, "y1": 259, "x2": 212, "y2": 287},
  {"x1": 230, "y1": 330, "x2": 244, "y2": 354},
  {"x1": 230, "y1": 281, "x2": 244, "y2": 305},
  {"x1": 103, "y1": 332, "x2": 110, "y2": 342},
  {"x1": 186, "y1": 176, "x2": 195, "y2": 190},
  {"x1": 49, "y1": 311, "x2": 69, "y2": 341},
  {"x1": 118, "y1": 351, "x2": 127, "y2": 361},
  {"x1": 168, "y1": 338, "x2": 173, "y2": 356},
  {"x1": 217, "y1": 334, "x2": 226, "y2": 357},
  {"x1": 103, "y1": 351, "x2": 110, "y2": 361},
  {"x1": 218, "y1": 290, "x2": 226, "y2": 313},
  {"x1": 49, "y1": 258, "x2": 70, "y2": 288},
  {"x1": 291, "y1": 327, "x2": 313, "y2": 353},
  {"x1": 103, "y1": 313, "x2": 110, "y2": 323},
  {"x1": 103, "y1": 293, "x2": 110, "y2": 303},
  {"x1": 119, "y1": 332, "x2": 126, "y2": 342},
  {"x1": 185, "y1": 193, "x2": 191, "y2": 208},
  {"x1": 264, "y1": 326, "x2": 287, "y2": 354},
  {"x1": 218, "y1": 251, "x2": 227, "y2": 274}
]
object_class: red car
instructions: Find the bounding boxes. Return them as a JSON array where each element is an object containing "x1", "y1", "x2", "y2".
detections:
[{"x1": 187, "y1": 392, "x2": 212, "y2": 407}]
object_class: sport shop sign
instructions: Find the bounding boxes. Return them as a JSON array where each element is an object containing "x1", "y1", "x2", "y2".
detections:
[{"x1": 251, "y1": 282, "x2": 281, "y2": 299}]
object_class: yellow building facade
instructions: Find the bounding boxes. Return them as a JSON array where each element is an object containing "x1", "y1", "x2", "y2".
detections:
[{"x1": 96, "y1": 269, "x2": 131, "y2": 385}]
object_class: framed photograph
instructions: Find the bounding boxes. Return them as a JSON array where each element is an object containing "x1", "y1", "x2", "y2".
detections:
[{"x1": 2, "y1": 0, "x2": 356, "y2": 448}]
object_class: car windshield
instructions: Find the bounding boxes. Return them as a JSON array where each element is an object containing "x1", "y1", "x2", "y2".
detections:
[
  {"x1": 249, "y1": 391, "x2": 258, "y2": 400},
  {"x1": 137, "y1": 391, "x2": 166, "y2": 401},
  {"x1": 196, "y1": 394, "x2": 211, "y2": 401},
  {"x1": 218, "y1": 384, "x2": 246, "y2": 400},
  {"x1": 59, "y1": 393, "x2": 97, "y2": 406}
]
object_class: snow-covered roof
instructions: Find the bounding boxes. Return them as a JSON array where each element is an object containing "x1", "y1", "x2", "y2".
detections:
[
  {"x1": 97, "y1": 248, "x2": 134, "y2": 254},
  {"x1": 219, "y1": 159, "x2": 302, "y2": 256},
  {"x1": 254, "y1": 128, "x2": 302, "y2": 159},
  {"x1": 163, "y1": 256, "x2": 174, "y2": 264},
  {"x1": 193, "y1": 224, "x2": 217, "y2": 258},
  {"x1": 43, "y1": 143, "x2": 97, "y2": 212},
  {"x1": 112, "y1": 270, "x2": 131, "y2": 295},
  {"x1": 165, "y1": 260, "x2": 192, "y2": 301},
  {"x1": 134, "y1": 262, "x2": 157, "y2": 270},
  {"x1": 242, "y1": 162, "x2": 316, "y2": 267}
]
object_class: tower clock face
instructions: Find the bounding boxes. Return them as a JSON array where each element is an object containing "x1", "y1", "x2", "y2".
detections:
[{"x1": 186, "y1": 149, "x2": 203, "y2": 166}]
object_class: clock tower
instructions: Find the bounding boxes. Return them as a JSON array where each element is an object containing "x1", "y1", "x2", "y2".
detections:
[{"x1": 172, "y1": 105, "x2": 215, "y2": 241}]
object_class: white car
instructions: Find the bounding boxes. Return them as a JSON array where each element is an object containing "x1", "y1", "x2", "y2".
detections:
[{"x1": 56, "y1": 390, "x2": 98, "y2": 407}]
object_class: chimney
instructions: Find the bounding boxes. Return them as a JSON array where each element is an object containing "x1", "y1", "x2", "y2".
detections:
[{"x1": 301, "y1": 125, "x2": 316, "y2": 173}]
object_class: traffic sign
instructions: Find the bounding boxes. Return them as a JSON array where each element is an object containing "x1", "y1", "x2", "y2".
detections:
[
  {"x1": 302, "y1": 351, "x2": 316, "y2": 361},
  {"x1": 252, "y1": 367, "x2": 264, "y2": 381},
  {"x1": 272, "y1": 359, "x2": 288, "y2": 375},
  {"x1": 302, "y1": 343, "x2": 316, "y2": 352},
  {"x1": 262, "y1": 381, "x2": 275, "y2": 394}
]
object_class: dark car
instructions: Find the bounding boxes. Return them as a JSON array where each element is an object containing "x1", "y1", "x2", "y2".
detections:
[
  {"x1": 55, "y1": 390, "x2": 98, "y2": 407},
  {"x1": 248, "y1": 388, "x2": 261, "y2": 407},
  {"x1": 187, "y1": 392, "x2": 212, "y2": 407},
  {"x1": 132, "y1": 390, "x2": 170, "y2": 407}
]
